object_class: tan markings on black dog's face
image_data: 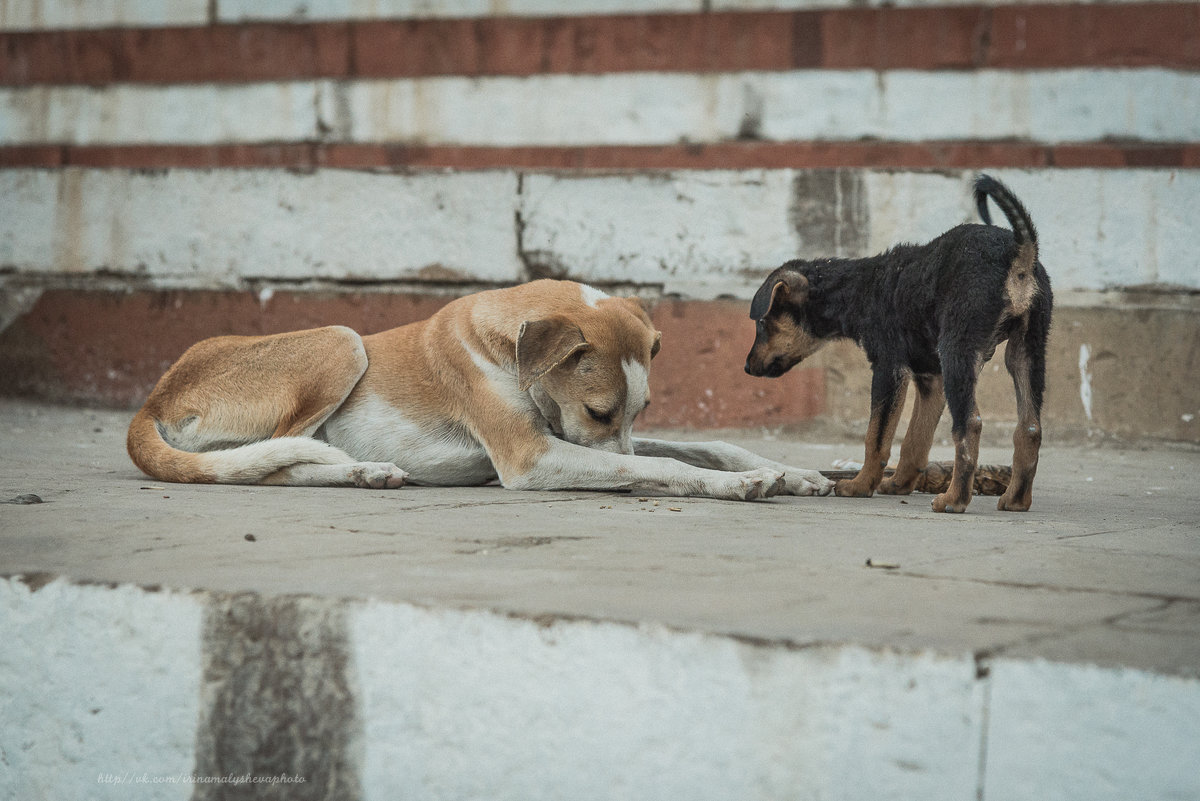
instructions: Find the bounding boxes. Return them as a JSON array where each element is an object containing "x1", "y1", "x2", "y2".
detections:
[
  {"x1": 745, "y1": 313, "x2": 825, "y2": 378},
  {"x1": 745, "y1": 273, "x2": 827, "y2": 378}
]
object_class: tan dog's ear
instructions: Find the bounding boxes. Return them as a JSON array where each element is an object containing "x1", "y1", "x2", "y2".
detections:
[
  {"x1": 651, "y1": 331, "x2": 662, "y2": 359},
  {"x1": 517, "y1": 317, "x2": 589, "y2": 391},
  {"x1": 768, "y1": 271, "x2": 809, "y2": 315}
]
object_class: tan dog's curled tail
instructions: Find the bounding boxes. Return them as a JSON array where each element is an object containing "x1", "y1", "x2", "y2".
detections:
[
  {"x1": 974, "y1": 174, "x2": 1039, "y2": 315},
  {"x1": 126, "y1": 407, "x2": 354, "y2": 484}
]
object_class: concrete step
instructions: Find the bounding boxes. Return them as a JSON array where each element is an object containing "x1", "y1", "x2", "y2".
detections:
[
  {"x1": 5, "y1": 575, "x2": 1198, "y2": 801},
  {"x1": 1, "y1": 400, "x2": 1198, "y2": 800}
]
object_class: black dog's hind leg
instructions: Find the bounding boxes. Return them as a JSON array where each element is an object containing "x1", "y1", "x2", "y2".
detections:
[
  {"x1": 880, "y1": 374, "x2": 946, "y2": 495},
  {"x1": 836, "y1": 367, "x2": 909, "y2": 498},
  {"x1": 932, "y1": 352, "x2": 983, "y2": 513},
  {"x1": 997, "y1": 325, "x2": 1045, "y2": 511}
]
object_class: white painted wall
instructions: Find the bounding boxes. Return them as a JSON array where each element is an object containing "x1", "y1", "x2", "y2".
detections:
[
  {"x1": 0, "y1": 0, "x2": 208, "y2": 31},
  {"x1": 3, "y1": 71, "x2": 1196, "y2": 147},
  {"x1": 866, "y1": 170, "x2": 1200, "y2": 291},
  {"x1": 518, "y1": 170, "x2": 800, "y2": 295},
  {"x1": 0, "y1": 169, "x2": 523, "y2": 287},
  {"x1": 1, "y1": 168, "x2": 1195, "y2": 296}
]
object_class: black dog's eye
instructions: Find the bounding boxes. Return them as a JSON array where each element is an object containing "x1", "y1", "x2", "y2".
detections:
[{"x1": 585, "y1": 406, "x2": 614, "y2": 424}]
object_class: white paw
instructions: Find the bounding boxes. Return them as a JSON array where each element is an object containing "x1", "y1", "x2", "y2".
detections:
[
  {"x1": 784, "y1": 468, "x2": 836, "y2": 497},
  {"x1": 349, "y1": 462, "x2": 409, "y2": 489},
  {"x1": 733, "y1": 468, "x2": 786, "y2": 501}
]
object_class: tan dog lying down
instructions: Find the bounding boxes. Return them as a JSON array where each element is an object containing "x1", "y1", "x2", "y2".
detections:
[{"x1": 128, "y1": 280, "x2": 834, "y2": 501}]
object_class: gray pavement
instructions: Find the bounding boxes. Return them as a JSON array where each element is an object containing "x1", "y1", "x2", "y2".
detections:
[{"x1": 2, "y1": 399, "x2": 1198, "y2": 677}]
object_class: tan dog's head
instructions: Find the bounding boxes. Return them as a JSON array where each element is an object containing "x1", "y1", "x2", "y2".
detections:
[
  {"x1": 745, "y1": 262, "x2": 828, "y2": 378},
  {"x1": 517, "y1": 290, "x2": 661, "y2": 454}
]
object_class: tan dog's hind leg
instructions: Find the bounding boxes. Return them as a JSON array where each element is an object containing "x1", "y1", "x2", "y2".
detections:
[
  {"x1": 151, "y1": 327, "x2": 366, "y2": 444},
  {"x1": 129, "y1": 326, "x2": 406, "y2": 486},
  {"x1": 260, "y1": 462, "x2": 409, "y2": 488},
  {"x1": 879, "y1": 375, "x2": 945, "y2": 495}
]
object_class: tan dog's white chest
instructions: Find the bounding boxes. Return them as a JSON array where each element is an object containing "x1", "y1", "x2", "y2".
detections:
[{"x1": 319, "y1": 392, "x2": 496, "y2": 486}]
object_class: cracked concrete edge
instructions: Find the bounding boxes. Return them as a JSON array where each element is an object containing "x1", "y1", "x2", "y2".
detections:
[{"x1": 2, "y1": 574, "x2": 1197, "y2": 801}]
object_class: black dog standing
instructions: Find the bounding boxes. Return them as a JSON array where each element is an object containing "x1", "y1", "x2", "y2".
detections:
[{"x1": 745, "y1": 175, "x2": 1052, "y2": 513}]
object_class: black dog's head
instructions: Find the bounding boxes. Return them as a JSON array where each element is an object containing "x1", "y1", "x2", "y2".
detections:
[{"x1": 744, "y1": 262, "x2": 829, "y2": 378}]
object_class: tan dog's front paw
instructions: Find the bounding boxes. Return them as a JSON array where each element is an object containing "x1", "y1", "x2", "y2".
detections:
[
  {"x1": 350, "y1": 463, "x2": 409, "y2": 489},
  {"x1": 834, "y1": 477, "x2": 875, "y2": 498},
  {"x1": 734, "y1": 468, "x2": 786, "y2": 501}
]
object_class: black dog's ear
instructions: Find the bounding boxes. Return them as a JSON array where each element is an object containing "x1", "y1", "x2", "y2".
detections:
[
  {"x1": 769, "y1": 271, "x2": 809, "y2": 312},
  {"x1": 517, "y1": 317, "x2": 590, "y2": 391},
  {"x1": 751, "y1": 268, "x2": 809, "y2": 320}
]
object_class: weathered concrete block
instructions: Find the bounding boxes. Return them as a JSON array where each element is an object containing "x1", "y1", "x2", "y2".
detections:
[
  {"x1": 984, "y1": 659, "x2": 1200, "y2": 801},
  {"x1": 518, "y1": 170, "x2": 798, "y2": 296},
  {"x1": 3, "y1": 168, "x2": 1196, "y2": 295},
  {"x1": 0, "y1": 83, "x2": 322, "y2": 146},
  {"x1": 215, "y1": 0, "x2": 700, "y2": 24},
  {"x1": 3, "y1": 71, "x2": 1197, "y2": 147},
  {"x1": 0, "y1": 0, "x2": 208, "y2": 31},
  {"x1": 0, "y1": 169, "x2": 522, "y2": 285},
  {"x1": 193, "y1": 595, "x2": 361, "y2": 801},
  {"x1": 351, "y1": 603, "x2": 985, "y2": 801},
  {"x1": 0, "y1": 577, "x2": 203, "y2": 801}
]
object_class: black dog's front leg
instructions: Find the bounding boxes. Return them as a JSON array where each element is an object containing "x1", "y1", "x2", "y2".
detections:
[{"x1": 836, "y1": 366, "x2": 909, "y2": 498}]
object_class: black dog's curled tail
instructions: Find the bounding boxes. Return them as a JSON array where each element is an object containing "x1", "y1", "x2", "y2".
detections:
[
  {"x1": 974, "y1": 174, "x2": 1038, "y2": 254},
  {"x1": 975, "y1": 174, "x2": 1039, "y2": 315}
]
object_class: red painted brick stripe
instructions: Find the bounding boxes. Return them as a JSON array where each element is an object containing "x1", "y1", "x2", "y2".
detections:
[
  {"x1": 2, "y1": 3, "x2": 1197, "y2": 86},
  {"x1": 3, "y1": 141, "x2": 1198, "y2": 170},
  {"x1": 0, "y1": 289, "x2": 823, "y2": 427}
]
